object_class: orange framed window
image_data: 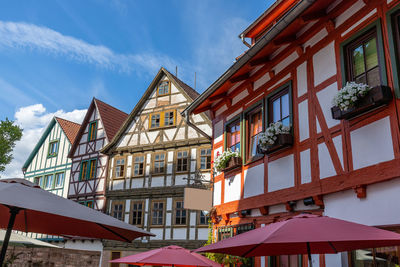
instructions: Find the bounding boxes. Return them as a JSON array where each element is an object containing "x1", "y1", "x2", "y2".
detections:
[{"x1": 149, "y1": 110, "x2": 176, "y2": 129}]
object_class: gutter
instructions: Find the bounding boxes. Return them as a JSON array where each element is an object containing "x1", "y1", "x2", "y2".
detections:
[{"x1": 183, "y1": 0, "x2": 315, "y2": 116}]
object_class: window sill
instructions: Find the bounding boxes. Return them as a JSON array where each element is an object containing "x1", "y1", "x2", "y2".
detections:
[
  {"x1": 112, "y1": 177, "x2": 125, "y2": 180},
  {"x1": 152, "y1": 173, "x2": 166, "y2": 176},
  {"x1": 172, "y1": 224, "x2": 189, "y2": 228},
  {"x1": 47, "y1": 154, "x2": 57, "y2": 158},
  {"x1": 149, "y1": 224, "x2": 164, "y2": 228},
  {"x1": 244, "y1": 155, "x2": 264, "y2": 166},
  {"x1": 131, "y1": 175, "x2": 145, "y2": 178}
]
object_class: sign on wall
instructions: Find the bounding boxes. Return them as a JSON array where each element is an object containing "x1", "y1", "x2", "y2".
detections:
[{"x1": 184, "y1": 188, "x2": 212, "y2": 211}]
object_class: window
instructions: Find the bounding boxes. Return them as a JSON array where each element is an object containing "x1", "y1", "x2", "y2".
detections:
[
  {"x1": 112, "y1": 201, "x2": 124, "y2": 221},
  {"x1": 153, "y1": 153, "x2": 165, "y2": 174},
  {"x1": 111, "y1": 251, "x2": 121, "y2": 267},
  {"x1": 176, "y1": 151, "x2": 189, "y2": 172},
  {"x1": 164, "y1": 111, "x2": 175, "y2": 126},
  {"x1": 345, "y1": 29, "x2": 381, "y2": 87},
  {"x1": 34, "y1": 176, "x2": 42, "y2": 187},
  {"x1": 268, "y1": 87, "x2": 290, "y2": 127},
  {"x1": 133, "y1": 156, "x2": 145, "y2": 176},
  {"x1": 151, "y1": 201, "x2": 164, "y2": 225},
  {"x1": 115, "y1": 158, "x2": 125, "y2": 178},
  {"x1": 150, "y1": 113, "x2": 160, "y2": 128},
  {"x1": 80, "y1": 159, "x2": 97, "y2": 180},
  {"x1": 48, "y1": 141, "x2": 58, "y2": 157},
  {"x1": 200, "y1": 148, "x2": 211, "y2": 170},
  {"x1": 227, "y1": 119, "x2": 241, "y2": 152},
  {"x1": 88, "y1": 121, "x2": 97, "y2": 141},
  {"x1": 149, "y1": 110, "x2": 176, "y2": 129},
  {"x1": 79, "y1": 200, "x2": 94, "y2": 209},
  {"x1": 55, "y1": 172, "x2": 64, "y2": 188},
  {"x1": 89, "y1": 159, "x2": 97, "y2": 179},
  {"x1": 158, "y1": 81, "x2": 170, "y2": 96},
  {"x1": 247, "y1": 107, "x2": 263, "y2": 160},
  {"x1": 130, "y1": 201, "x2": 144, "y2": 226},
  {"x1": 198, "y1": 211, "x2": 209, "y2": 225},
  {"x1": 174, "y1": 200, "x2": 187, "y2": 225},
  {"x1": 44, "y1": 174, "x2": 54, "y2": 189}
]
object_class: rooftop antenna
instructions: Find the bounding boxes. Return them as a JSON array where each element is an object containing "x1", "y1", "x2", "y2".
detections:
[
  {"x1": 194, "y1": 72, "x2": 197, "y2": 90},
  {"x1": 176, "y1": 66, "x2": 178, "y2": 77}
]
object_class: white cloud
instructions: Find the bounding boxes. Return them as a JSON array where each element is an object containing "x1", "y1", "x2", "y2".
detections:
[
  {"x1": 1, "y1": 104, "x2": 86, "y2": 178},
  {"x1": 0, "y1": 21, "x2": 178, "y2": 75}
]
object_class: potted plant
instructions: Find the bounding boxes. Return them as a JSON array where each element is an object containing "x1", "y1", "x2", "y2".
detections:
[
  {"x1": 214, "y1": 149, "x2": 241, "y2": 172},
  {"x1": 331, "y1": 82, "x2": 392, "y2": 120},
  {"x1": 257, "y1": 121, "x2": 293, "y2": 154}
]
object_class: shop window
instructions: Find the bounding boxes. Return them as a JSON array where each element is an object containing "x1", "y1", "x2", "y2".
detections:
[
  {"x1": 151, "y1": 201, "x2": 164, "y2": 225},
  {"x1": 153, "y1": 153, "x2": 165, "y2": 174},
  {"x1": 227, "y1": 119, "x2": 241, "y2": 152},
  {"x1": 48, "y1": 141, "x2": 59, "y2": 157},
  {"x1": 174, "y1": 200, "x2": 187, "y2": 225},
  {"x1": 200, "y1": 148, "x2": 211, "y2": 170},
  {"x1": 176, "y1": 151, "x2": 189, "y2": 172},
  {"x1": 88, "y1": 121, "x2": 97, "y2": 141},
  {"x1": 133, "y1": 155, "x2": 145, "y2": 176},
  {"x1": 345, "y1": 29, "x2": 381, "y2": 87},
  {"x1": 268, "y1": 87, "x2": 290, "y2": 127},
  {"x1": 158, "y1": 81, "x2": 170, "y2": 96},
  {"x1": 246, "y1": 106, "x2": 263, "y2": 160},
  {"x1": 130, "y1": 201, "x2": 144, "y2": 226}
]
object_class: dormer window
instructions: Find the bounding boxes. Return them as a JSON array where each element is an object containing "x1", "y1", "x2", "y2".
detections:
[{"x1": 157, "y1": 81, "x2": 170, "y2": 96}]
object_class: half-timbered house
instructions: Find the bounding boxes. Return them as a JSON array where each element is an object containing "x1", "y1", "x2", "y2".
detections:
[
  {"x1": 67, "y1": 98, "x2": 128, "y2": 211},
  {"x1": 185, "y1": 0, "x2": 400, "y2": 266},
  {"x1": 23, "y1": 117, "x2": 80, "y2": 198},
  {"x1": 99, "y1": 67, "x2": 212, "y2": 264}
]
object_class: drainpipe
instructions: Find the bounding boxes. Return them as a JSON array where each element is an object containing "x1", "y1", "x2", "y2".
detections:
[
  {"x1": 240, "y1": 34, "x2": 252, "y2": 48},
  {"x1": 181, "y1": 110, "x2": 212, "y2": 140}
]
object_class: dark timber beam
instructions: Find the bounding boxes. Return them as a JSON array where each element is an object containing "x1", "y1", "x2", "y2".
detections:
[
  {"x1": 273, "y1": 34, "x2": 297, "y2": 46},
  {"x1": 229, "y1": 72, "x2": 250, "y2": 83},
  {"x1": 249, "y1": 56, "x2": 270, "y2": 67},
  {"x1": 208, "y1": 92, "x2": 227, "y2": 102},
  {"x1": 300, "y1": 9, "x2": 326, "y2": 23}
]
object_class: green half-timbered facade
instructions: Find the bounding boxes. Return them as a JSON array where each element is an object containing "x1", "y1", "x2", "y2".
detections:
[{"x1": 22, "y1": 117, "x2": 81, "y2": 198}]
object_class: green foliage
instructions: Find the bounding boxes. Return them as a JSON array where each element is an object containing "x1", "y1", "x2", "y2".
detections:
[
  {"x1": 0, "y1": 118, "x2": 23, "y2": 174},
  {"x1": 203, "y1": 220, "x2": 251, "y2": 266}
]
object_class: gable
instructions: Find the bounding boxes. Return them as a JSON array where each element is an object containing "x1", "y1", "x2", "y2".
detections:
[{"x1": 23, "y1": 118, "x2": 72, "y2": 173}]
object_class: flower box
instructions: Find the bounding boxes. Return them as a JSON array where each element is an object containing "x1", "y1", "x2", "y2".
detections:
[
  {"x1": 257, "y1": 133, "x2": 293, "y2": 154},
  {"x1": 221, "y1": 156, "x2": 242, "y2": 172},
  {"x1": 331, "y1": 85, "x2": 392, "y2": 120}
]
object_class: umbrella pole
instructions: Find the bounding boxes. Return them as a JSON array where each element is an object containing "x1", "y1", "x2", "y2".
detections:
[
  {"x1": 0, "y1": 207, "x2": 20, "y2": 266},
  {"x1": 307, "y1": 242, "x2": 313, "y2": 267}
]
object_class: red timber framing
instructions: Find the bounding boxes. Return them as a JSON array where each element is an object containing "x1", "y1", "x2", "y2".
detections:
[
  {"x1": 187, "y1": 0, "x2": 400, "y2": 242},
  {"x1": 67, "y1": 98, "x2": 128, "y2": 211}
]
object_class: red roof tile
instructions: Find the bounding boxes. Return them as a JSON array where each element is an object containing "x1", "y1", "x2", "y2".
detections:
[
  {"x1": 94, "y1": 98, "x2": 129, "y2": 141},
  {"x1": 55, "y1": 117, "x2": 81, "y2": 144}
]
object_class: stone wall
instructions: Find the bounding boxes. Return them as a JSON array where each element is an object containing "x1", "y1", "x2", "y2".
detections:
[{"x1": 4, "y1": 246, "x2": 100, "y2": 267}]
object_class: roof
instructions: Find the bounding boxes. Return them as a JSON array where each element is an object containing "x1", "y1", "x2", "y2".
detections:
[
  {"x1": 240, "y1": 0, "x2": 300, "y2": 39},
  {"x1": 68, "y1": 98, "x2": 128, "y2": 158},
  {"x1": 55, "y1": 117, "x2": 81, "y2": 144},
  {"x1": 184, "y1": 0, "x2": 315, "y2": 116},
  {"x1": 101, "y1": 67, "x2": 204, "y2": 154},
  {"x1": 163, "y1": 69, "x2": 200, "y2": 100},
  {"x1": 94, "y1": 98, "x2": 129, "y2": 141},
  {"x1": 22, "y1": 117, "x2": 81, "y2": 171}
]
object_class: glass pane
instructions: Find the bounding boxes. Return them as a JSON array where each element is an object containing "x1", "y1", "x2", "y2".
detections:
[
  {"x1": 367, "y1": 67, "x2": 380, "y2": 87},
  {"x1": 352, "y1": 45, "x2": 365, "y2": 76},
  {"x1": 281, "y1": 93, "x2": 289, "y2": 118},
  {"x1": 365, "y1": 37, "x2": 378, "y2": 70},
  {"x1": 282, "y1": 117, "x2": 290, "y2": 127},
  {"x1": 273, "y1": 98, "x2": 281, "y2": 122}
]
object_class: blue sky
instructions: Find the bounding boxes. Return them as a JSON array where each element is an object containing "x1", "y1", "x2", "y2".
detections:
[{"x1": 0, "y1": 0, "x2": 272, "y2": 177}]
